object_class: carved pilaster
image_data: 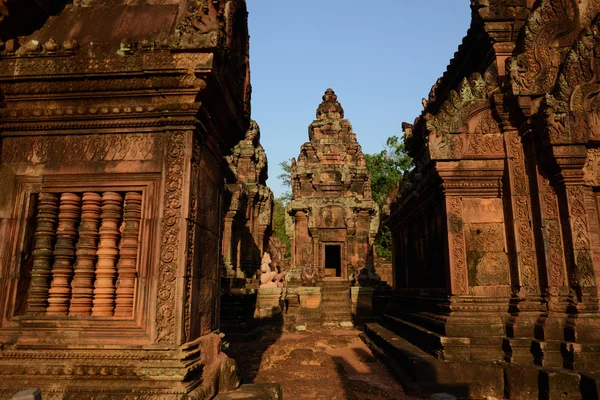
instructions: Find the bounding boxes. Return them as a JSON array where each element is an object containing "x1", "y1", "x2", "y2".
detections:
[
  {"x1": 47, "y1": 193, "x2": 81, "y2": 315},
  {"x1": 92, "y1": 192, "x2": 123, "y2": 317},
  {"x1": 26, "y1": 193, "x2": 59, "y2": 315},
  {"x1": 114, "y1": 192, "x2": 142, "y2": 318},
  {"x1": 505, "y1": 131, "x2": 539, "y2": 293},
  {"x1": 294, "y1": 210, "x2": 308, "y2": 266},
  {"x1": 446, "y1": 197, "x2": 468, "y2": 294},
  {"x1": 537, "y1": 176, "x2": 568, "y2": 298},
  {"x1": 69, "y1": 192, "x2": 102, "y2": 316},
  {"x1": 222, "y1": 211, "x2": 237, "y2": 278},
  {"x1": 155, "y1": 131, "x2": 185, "y2": 344},
  {"x1": 309, "y1": 227, "x2": 319, "y2": 275},
  {"x1": 553, "y1": 151, "x2": 597, "y2": 294},
  {"x1": 563, "y1": 184, "x2": 596, "y2": 288}
]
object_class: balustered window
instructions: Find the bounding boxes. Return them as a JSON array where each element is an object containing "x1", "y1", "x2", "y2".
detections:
[{"x1": 19, "y1": 191, "x2": 143, "y2": 318}]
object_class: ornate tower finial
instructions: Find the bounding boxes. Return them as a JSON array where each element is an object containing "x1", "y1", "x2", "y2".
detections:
[{"x1": 316, "y1": 88, "x2": 344, "y2": 119}]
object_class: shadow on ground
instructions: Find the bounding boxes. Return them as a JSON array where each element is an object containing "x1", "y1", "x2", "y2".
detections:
[{"x1": 225, "y1": 326, "x2": 421, "y2": 400}]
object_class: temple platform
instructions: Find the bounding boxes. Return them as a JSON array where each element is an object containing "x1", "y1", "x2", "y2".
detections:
[{"x1": 363, "y1": 321, "x2": 599, "y2": 399}]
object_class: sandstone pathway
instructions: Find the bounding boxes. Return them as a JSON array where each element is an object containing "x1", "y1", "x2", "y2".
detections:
[{"x1": 225, "y1": 326, "x2": 422, "y2": 400}]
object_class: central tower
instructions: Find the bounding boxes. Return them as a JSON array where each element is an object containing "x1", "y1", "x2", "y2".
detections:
[{"x1": 286, "y1": 89, "x2": 379, "y2": 280}]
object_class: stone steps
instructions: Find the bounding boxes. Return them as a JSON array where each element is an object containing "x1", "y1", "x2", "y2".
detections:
[
  {"x1": 320, "y1": 280, "x2": 352, "y2": 324},
  {"x1": 364, "y1": 321, "x2": 600, "y2": 399},
  {"x1": 362, "y1": 322, "x2": 504, "y2": 399},
  {"x1": 379, "y1": 313, "x2": 471, "y2": 362}
]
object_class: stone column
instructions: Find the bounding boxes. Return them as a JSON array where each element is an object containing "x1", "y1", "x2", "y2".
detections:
[
  {"x1": 222, "y1": 210, "x2": 236, "y2": 278},
  {"x1": 505, "y1": 131, "x2": 540, "y2": 292},
  {"x1": 92, "y1": 192, "x2": 123, "y2": 317},
  {"x1": 47, "y1": 193, "x2": 81, "y2": 315},
  {"x1": 114, "y1": 192, "x2": 142, "y2": 318},
  {"x1": 26, "y1": 193, "x2": 59, "y2": 315},
  {"x1": 258, "y1": 225, "x2": 267, "y2": 256},
  {"x1": 545, "y1": 145, "x2": 600, "y2": 368},
  {"x1": 69, "y1": 192, "x2": 102, "y2": 316},
  {"x1": 294, "y1": 210, "x2": 308, "y2": 266},
  {"x1": 309, "y1": 227, "x2": 319, "y2": 275}
]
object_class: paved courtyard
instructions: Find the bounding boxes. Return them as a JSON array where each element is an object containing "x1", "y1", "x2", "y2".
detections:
[{"x1": 225, "y1": 326, "x2": 422, "y2": 400}]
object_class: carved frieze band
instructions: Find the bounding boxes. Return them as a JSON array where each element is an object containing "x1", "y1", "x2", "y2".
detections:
[
  {"x1": 1, "y1": 134, "x2": 164, "y2": 164},
  {"x1": 155, "y1": 132, "x2": 185, "y2": 344},
  {"x1": 446, "y1": 197, "x2": 468, "y2": 294}
]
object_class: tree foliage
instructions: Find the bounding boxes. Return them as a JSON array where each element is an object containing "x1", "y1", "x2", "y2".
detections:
[
  {"x1": 364, "y1": 135, "x2": 412, "y2": 260},
  {"x1": 273, "y1": 159, "x2": 293, "y2": 260},
  {"x1": 273, "y1": 197, "x2": 291, "y2": 259},
  {"x1": 277, "y1": 160, "x2": 292, "y2": 203}
]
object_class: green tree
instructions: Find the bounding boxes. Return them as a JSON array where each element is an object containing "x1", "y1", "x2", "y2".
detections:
[
  {"x1": 273, "y1": 197, "x2": 291, "y2": 259},
  {"x1": 273, "y1": 159, "x2": 293, "y2": 260},
  {"x1": 364, "y1": 135, "x2": 412, "y2": 260},
  {"x1": 277, "y1": 160, "x2": 292, "y2": 203}
]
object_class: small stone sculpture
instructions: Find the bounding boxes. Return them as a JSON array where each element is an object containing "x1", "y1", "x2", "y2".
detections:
[
  {"x1": 356, "y1": 260, "x2": 380, "y2": 287},
  {"x1": 300, "y1": 264, "x2": 317, "y2": 286},
  {"x1": 259, "y1": 252, "x2": 284, "y2": 288}
]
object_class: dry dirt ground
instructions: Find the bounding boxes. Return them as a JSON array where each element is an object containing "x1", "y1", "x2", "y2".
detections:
[{"x1": 225, "y1": 326, "x2": 422, "y2": 400}]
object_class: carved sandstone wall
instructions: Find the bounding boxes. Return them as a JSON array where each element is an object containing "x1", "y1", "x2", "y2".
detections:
[
  {"x1": 386, "y1": 0, "x2": 600, "y2": 371},
  {"x1": 0, "y1": 0, "x2": 251, "y2": 398}
]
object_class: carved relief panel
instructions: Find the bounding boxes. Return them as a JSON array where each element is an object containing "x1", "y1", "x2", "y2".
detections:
[{"x1": 462, "y1": 199, "x2": 510, "y2": 290}]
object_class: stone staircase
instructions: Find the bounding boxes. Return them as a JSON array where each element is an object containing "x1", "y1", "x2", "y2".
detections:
[{"x1": 321, "y1": 280, "x2": 352, "y2": 325}]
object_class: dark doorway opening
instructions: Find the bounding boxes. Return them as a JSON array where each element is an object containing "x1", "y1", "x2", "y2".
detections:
[{"x1": 325, "y1": 244, "x2": 342, "y2": 278}]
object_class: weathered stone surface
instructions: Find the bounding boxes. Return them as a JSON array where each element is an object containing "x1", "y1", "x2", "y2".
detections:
[
  {"x1": 214, "y1": 383, "x2": 283, "y2": 400},
  {"x1": 285, "y1": 89, "x2": 379, "y2": 279},
  {"x1": 11, "y1": 389, "x2": 41, "y2": 400},
  {"x1": 504, "y1": 364, "x2": 540, "y2": 400},
  {"x1": 0, "y1": 0, "x2": 252, "y2": 397},
  {"x1": 377, "y1": 1, "x2": 600, "y2": 398},
  {"x1": 219, "y1": 356, "x2": 241, "y2": 393},
  {"x1": 226, "y1": 326, "x2": 415, "y2": 399},
  {"x1": 540, "y1": 369, "x2": 581, "y2": 400},
  {"x1": 284, "y1": 89, "x2": 380, "y2": 324}
]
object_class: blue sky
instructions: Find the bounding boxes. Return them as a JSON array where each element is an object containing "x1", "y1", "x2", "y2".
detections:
[{"x1": 247, "y1": 1, "x2": 472, "y2": 198}]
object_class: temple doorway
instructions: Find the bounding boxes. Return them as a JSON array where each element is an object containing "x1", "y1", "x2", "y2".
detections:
[{"x1": 324, "y1": 244, "x2": 342, "y2": 278}]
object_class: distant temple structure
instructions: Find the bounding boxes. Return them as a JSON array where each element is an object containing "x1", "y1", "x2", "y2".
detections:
[
  {"x1": 222, "y1": 120, "x2": 274, "y2": 280},
  {"x1": 282, "y1": 89, "x2": 380, "y2": 325},
  {"x1": 286, "y1": 89, "x2": 379, "y2": 280},
  {"x1": 366, "y1": 1, "x2": 600, "y2": 399}
]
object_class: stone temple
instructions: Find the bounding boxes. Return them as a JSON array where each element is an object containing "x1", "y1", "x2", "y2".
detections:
[
  {"x1": 4, "y1": 0, "x2": 600, "y2": 399},
  {"x1": 361, "y1": 0, "x2": 600, "y2": 398},
  {"x1": 0, "y1": 0, "x2": 254, "y2": 397},
  {"x1": 283, "y1": 89, "x2": 380, "y2": 325},
  {"x1": 286, "y1": 89, "x2": 378, "y2": 279}
]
